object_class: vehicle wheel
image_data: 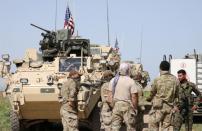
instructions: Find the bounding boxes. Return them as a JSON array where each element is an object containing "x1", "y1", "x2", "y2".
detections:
[
  {"x1": 89, "y1": 104, "x2": 101, "y2": 131},
  {"x1": 10, "y1": 110, "x2": 20, "y2": 131},
  {"x1": 79, "y1": 121, "x2": 92, "y2": 131}
]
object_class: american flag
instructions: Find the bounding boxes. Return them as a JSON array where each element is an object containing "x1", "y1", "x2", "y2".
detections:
[
  {"x1": 64, "y1": 6, "x2": 74, "y2": 35},
  {"x1": 114, "y1": 38, "x2": 119, "y2": 51}
]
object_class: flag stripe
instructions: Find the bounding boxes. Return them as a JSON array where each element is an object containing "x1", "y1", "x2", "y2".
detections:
[{"x1": 64, "y1": 6, "x2": 75, "y2": 35}]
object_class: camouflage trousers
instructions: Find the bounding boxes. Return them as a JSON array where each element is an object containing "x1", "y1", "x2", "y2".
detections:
[
  {"x1": 111, "y1": 101, "x2": 137, "y2": 131},
  {"x1": 100, "y1": 102, "x2": 112, "y2": 131},
  {"x1": 173, "y1": 109, "x2": 193, "y2": 131},
  {"x1": 60, "y1": 104, "x2": 78, "y2": 131},
  {"x1": 149, "y1": 104, "x2": 174, "y2": 131}
]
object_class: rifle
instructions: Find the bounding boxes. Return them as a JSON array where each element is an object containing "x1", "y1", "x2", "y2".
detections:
[{"x1": 180, "y1": 89, "x2": 190, "y2": 131}]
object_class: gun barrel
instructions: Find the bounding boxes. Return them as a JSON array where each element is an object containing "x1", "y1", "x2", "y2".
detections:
[{"x1": 30, "y1": 23, "x2": 51, "y2": 33}]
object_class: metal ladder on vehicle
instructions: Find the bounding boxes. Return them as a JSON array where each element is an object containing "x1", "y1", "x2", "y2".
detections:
[
  {"x1": 197, "y1": 61, "x2": 202, "y2": 90},
  {"x1": 196, "y1": 60, "x2": 202, "y2": 112}
]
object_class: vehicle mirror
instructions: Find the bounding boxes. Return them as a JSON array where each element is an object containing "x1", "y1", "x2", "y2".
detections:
[
  {"x1": 2, "y1": 54, "x2": 10, "y2": 61},
  {"x1": 101, "y1": 53, "x2": 108, "y2": 57},
  {"x1": 5, "y1": 61, "x2": 11, "y2": 66},
  {"x1": 100, "y1": 60, "x2": 106, "y2": 64},
  {"x1": 20, "y1": 78, "x2": 28, "y2": 85}
]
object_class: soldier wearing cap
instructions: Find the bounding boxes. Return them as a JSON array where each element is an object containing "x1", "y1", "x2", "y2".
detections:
[
  {"x1": 100, "y1": 70, "x2": 114, "y2": 131},
  {"x1": 107, "y1": 63, "x2": 139, "y2": 131},
  {"x1": 60, "y1": 70, "x2": 81, "y2": 131}
]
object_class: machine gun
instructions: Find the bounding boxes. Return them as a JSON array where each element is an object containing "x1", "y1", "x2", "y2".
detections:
[
  {"x1": 31, "y1": 24, "x2": 51, "y2": 33},
  {"x1": 179, "y1": 94, "x2": 189, "y2": 117},
  {"x1": 31, "y1": 24, "x2": 61, "y2": 60},
  {"x1": 31, "y1": 23, "x2": 91, "y2": 61}
]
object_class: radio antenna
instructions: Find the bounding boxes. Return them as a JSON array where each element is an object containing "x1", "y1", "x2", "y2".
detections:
[
  {"x1": 54, "y1": 0, "x2": 58, "y2": 31},
  {"x1": 106, "y1": 0, "x2": 110, "y2": 46},
  {"x1": 139, "y1": 26, "x2": 143, "y2": 64}
]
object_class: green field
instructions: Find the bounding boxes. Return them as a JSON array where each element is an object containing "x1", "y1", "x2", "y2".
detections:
[
  {"x1": 181, "y1": 124, "x2": 201, "y2": 131},
  {"x1": 0, "y1": 96, "x2": 10, "y2": 130}
]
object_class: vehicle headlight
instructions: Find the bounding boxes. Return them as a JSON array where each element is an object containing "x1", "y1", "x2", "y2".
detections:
[
  {"x1": 20, "y1": 78, "x2": 28, "y2": 85},
  {"x1": 57, "y1": 83, "x2": 63, "y2": 89}
]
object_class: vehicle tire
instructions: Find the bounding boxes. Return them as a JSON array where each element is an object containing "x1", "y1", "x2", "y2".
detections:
[
  {"x1": 79, "y1": 105, "x2": 101, "y2": 131},
  {"x1": 89, "y1": 104, "x2": 101, "y2": 131},
  {"x1": 10, "y1": 110, "x2": 20, "y2": 131}
]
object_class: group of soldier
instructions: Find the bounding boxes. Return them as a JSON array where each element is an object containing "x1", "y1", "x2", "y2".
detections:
[{"x1": 59, "y1": 60, "x2": 201, "y2": 131}]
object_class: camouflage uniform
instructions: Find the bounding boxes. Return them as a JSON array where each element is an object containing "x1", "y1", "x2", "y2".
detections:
[
  {"x1": 131, "y1": 68, "x2": 149, "y2": 131},
  {"x1": 146, "y1": 71, "x2": 179, "y2": 131},
  {"x1": 100, "y1": 82, "x2": 112, "y2": 131},
  {"x1": 173, "y1": 81, "x2": 201, "y2": 131},
  {"x1": 60, "y1": 78, "x2": 79, "y2": 131},
  {"x1": 136, "y1": 82, "x2": 145, "y2": 131},
  {"x1": 109, "y1": 75, "x2": 138, "y2": 131}
]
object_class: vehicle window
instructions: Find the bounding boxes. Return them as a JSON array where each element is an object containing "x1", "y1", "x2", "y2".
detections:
[
  {"x1": 59, "y1": 58, "x2": 86, "y2": 72},
  {"x1": 90, "y1": 48, "x2": 101, "y2": 55}
]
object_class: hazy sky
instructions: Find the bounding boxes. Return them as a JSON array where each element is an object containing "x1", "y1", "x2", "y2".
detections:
[{"x1": 0, "y1": 0, "x2": 202, "y2": 80}]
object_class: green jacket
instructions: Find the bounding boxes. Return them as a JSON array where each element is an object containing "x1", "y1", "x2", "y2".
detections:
[{"x1": 179, "y1": 81, "x2": 201, "y2": 108}]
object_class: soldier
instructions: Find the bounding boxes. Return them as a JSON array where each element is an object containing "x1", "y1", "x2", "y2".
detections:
[
  {"x1": 100, "y1": 70, "x2": 114, "y2": 131},
  {"x1": 60, "y1": 70, "x2": 81, "y2": 131},
  {"x1": 107, "y1": 63, "x2": 139, "y2": 131},
  {"x1": 135, "y1": 81, "x2": 145, "y2": 131},
  {"x1": 146, "y1": 61, "x2": 179, "y2": 131},
  {"x1": 131, "y1": 69, "x2": 145, "y2": 131},
  {"x1": 174, "y1": 69, "x2": 201, "y2": 131}
]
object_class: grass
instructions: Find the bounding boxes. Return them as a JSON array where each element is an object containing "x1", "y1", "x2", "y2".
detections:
[
  {"x1": 0, "y1": 95, "x2": 10, "y2": 130},
  {"x1": 181, "y1": 124, "x2": 202, "y2": 131}
]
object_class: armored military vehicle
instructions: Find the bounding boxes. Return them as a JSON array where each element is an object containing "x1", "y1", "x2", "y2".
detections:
[
  {"x1": 0, "y1": 24, "x2": 120, "y2": 131},
  {"x1": 123, "y1": 61, "x2": 150, "y2": 88}
]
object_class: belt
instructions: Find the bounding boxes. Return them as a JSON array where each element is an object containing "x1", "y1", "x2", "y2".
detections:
[{"x1": 114, "y1": 100, "x2": 132, "y2": 106}]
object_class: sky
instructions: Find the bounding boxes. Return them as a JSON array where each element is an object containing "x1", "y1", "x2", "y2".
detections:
[{"x1": 0, "y1": 0, "x2": 202, "y2": 84}]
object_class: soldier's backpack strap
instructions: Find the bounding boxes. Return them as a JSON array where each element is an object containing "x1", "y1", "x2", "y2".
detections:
[{"x1": 112, "y1": 73, "x2": 120, "y2": 97}]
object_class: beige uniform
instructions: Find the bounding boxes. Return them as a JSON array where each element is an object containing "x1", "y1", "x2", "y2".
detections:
[
  {"x1": 60, "y1": 78, "x2": 79, "y2": 131},
  {"x1": 109, "y1": 76, "x2": 138, "y2": 131}
]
